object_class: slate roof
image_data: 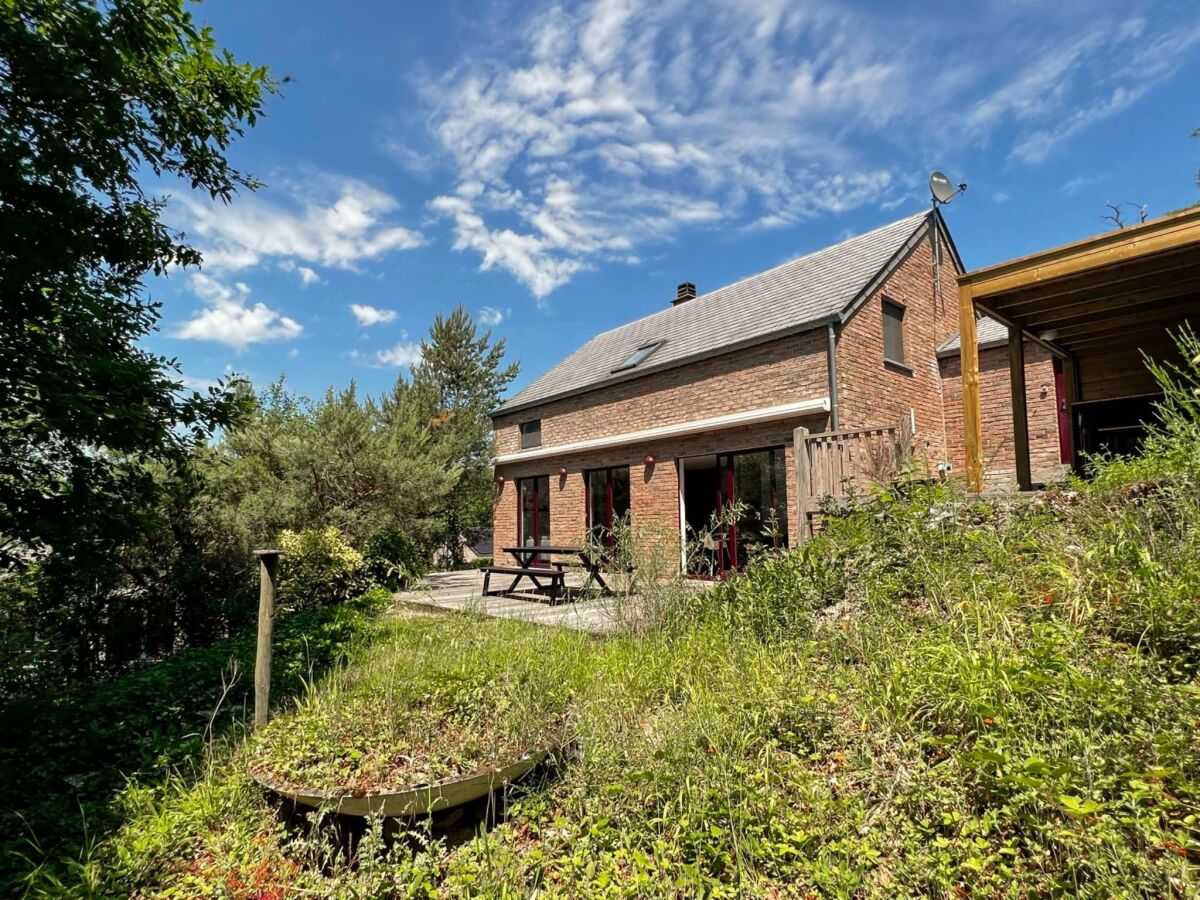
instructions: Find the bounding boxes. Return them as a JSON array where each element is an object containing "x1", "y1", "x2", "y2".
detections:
[
  {"x1": 937, "y1": 315, "x2": 1008, "y2": 354},
  {"x1": 496, "y1": 209, "x2": 936, "y2": 415}
]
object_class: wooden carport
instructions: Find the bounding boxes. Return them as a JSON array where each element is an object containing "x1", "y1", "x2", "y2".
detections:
[{"x1": 957, "y1": 206, "x2": 1200, "y2": 491}]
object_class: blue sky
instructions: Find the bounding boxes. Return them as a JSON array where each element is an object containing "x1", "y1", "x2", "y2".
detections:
[{"x1": 151, "y1": 0, "x2": 1200, "y2": 402}]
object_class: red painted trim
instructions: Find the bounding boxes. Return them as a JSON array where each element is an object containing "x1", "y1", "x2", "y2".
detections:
[{"x1": 1053, "y1": 358, "x2": 1070, "y2": 464}]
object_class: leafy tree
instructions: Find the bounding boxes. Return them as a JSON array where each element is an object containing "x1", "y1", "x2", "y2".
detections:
[
  {"x1": 410, "y1": 305, "x2": 518, "y2": 561},
  {"x1": 0, "y1": 0, "x2": 273, "y2": 577}
]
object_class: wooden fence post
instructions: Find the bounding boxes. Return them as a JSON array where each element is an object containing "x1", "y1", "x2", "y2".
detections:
[
  {"x1": 793, "y1": 426, "x2": 811, "y2": 543},
  {"x1": 253, "y1": 549, "x2": 281, "y2": 730}
]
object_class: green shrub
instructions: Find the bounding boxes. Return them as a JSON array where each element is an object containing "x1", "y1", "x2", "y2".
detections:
[
  {"x1": 277, "y1": 527, "x2": 367, "y2": 610},
  {"x1": 362, "y1": 526, "x2": 427, "y2": 590}
]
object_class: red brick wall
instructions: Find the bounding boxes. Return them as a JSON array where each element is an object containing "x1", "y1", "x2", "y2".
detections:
[
  {"x1": 836, "y1": 231, "x2": 961, "y2": 467},
  {"x1": 940, "y1": 342, "x2": 1065, "y2": 488},
  {"x1": 492, "y1": 417, "x2": 823, "y2": 567},
  {"x1": 493, "y1": 329, "x2": 830, "y2": 457}
]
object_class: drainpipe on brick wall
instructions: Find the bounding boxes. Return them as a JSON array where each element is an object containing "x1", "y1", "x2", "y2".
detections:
[{"x1": 826, "y1": 321, "x2": 840, "y2": 430}]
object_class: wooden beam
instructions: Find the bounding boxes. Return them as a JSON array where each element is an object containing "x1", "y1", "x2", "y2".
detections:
[
  {"x1": 959, "y1": 285, "x2": 985, "y2": 492},
  {"x1": 959, "y1": 206, "x2": 1200, "y2": 298},
  {"x1": 793, "y1": 426, "x2": 811, "y2": 543},
  {"x1": 993, "y1": 250, "x2": 1200, "y2": 312},
  {"x1": 1052, "y1": 299, "x2": 1200, "y2": 340},
  {"x1": 965, "y1": 300, "x2": 1070, "y2": 361},
  {"x1": 1015, "y1": 278, "x2": 1200, "y2": 329},
  {"x1": 1008, "y1": 326, "x2": 1032, "y2": 491},
  {"x1": 1064, "y1": 319, "x2": 1194, "y2": 350},
  {"x1": 253, "y1": 549, "x2": 281, "y2": 730}
]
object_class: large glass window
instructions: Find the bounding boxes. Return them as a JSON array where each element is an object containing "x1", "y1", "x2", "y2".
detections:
[
  {"x1": 586, "y1": 466, "x2": 631, "y2": 544},
  {"x1": 730, "y1": 448, "x2": 788, "y2": 557},
  {"x1": 518, "y1": 476, "x2": 550, "y2": 552}
]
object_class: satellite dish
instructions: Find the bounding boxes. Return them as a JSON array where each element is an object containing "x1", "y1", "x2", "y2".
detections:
[{"x1": 930, "y1": 171, "x2": 956, "y2": 205}]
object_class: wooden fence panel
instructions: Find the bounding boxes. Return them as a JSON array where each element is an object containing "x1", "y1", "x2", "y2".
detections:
[{"x1": 793, "y1": 418, "x2": 910, "y2": 542}]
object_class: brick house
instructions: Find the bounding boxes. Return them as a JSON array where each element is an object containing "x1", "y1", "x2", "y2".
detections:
[{"x1": 489, "y1": 210, "x2": 1065, "y2": 572}]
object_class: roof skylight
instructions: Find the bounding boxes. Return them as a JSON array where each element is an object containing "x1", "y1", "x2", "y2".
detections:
[{"x1": 612, "y1": 340, "x2": 665, "y2": 373}]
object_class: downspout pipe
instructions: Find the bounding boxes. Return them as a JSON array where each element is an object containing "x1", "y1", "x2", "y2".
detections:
[{"x1": 826, "y1": 321, "x2": 840, "y2": 431}]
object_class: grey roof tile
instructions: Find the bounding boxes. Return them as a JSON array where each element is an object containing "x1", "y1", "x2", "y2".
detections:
[
  {"x1": 497, "y1": 210, "x2": 931, "y2": 414},
  {"x1": 937, "y1": 315, "x2": 1008, "y2": 354}
]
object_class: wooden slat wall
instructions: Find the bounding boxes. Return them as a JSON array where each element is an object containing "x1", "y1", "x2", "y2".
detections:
[{"x1": 794, "y1": 421, "x2": 905, "y2": 540}]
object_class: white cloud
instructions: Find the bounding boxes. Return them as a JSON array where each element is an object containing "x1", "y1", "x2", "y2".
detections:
[
  {"x1": 992, "y1": 191, "x2": 1011, "y2": 204},
  {"x1": 478, "y1": 305, "x2": 506, "y2": 326},
  {"x1": 178, "y1": 373, "x2": 219, "y2": 392},
  {"x1": 175, "y1": 274, "x2": 303, "y2": 350},
  {"x1": 419, "y1": 1, "x2": 1197, "y2": 299},
  {"x1": 1060, "y1": 174, "x2": 1107, "y2": 196},
  {"x1": 375, "y1": 340, "x2": 424, "y2": 368},
  {"x1": 350, "y1": 303, "x2": 399, "y2": 326},
  {"x1": 173, "y1": 172, "x2": 424, "y2": 273}
]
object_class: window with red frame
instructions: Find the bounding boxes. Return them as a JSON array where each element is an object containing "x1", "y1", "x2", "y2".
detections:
[{"x1": 585, "y1": 466, "x2": 630, "y2": 545}]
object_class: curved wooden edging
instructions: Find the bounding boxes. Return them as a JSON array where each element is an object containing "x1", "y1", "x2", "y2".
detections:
[{"x1": 251, "y1": 752, "x2": 546, "y2": 817}]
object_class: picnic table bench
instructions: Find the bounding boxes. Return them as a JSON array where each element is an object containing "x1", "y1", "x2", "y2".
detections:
[
  {"x1": 481, "y1": 544, "x2": 618, "y2": 601},
  {"x1": 480, "y1": 563, "x2": 566, "y2": 602}
]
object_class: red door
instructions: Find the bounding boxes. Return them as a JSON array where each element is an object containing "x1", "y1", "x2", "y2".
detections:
[{"x1": 1053, "y1": 358, "x2": 1070, "y2": 464}]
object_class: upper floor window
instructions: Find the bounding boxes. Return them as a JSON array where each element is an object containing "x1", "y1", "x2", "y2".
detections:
[
  {"x1": 612, "y1": 340, "x2": 665, "y2": 373},
  {"x1": 519, "y1": 419, "x2": 542, "y2": 449},
  {"x1": 882, "y1": 299, "x2": 906, "y2": 366}
]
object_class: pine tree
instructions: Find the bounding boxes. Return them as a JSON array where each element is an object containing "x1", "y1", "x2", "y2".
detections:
[{"x1": 411, "y1": 306, "x2": 519, "y2": 561}]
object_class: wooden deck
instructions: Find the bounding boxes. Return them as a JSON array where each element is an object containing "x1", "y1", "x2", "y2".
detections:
[{"x1": 392, "y1": 570, "x2": 633, "y2": 634}]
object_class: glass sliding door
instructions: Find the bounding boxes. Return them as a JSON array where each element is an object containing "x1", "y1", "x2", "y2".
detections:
[
  {"x1": 586, "y1": 466, "x2": 630, "y2": 545},
  {"x1": 518, "y1": 475, "x2": 550, "y2": 560},
  {"x1": 684, "y1": 446, "x2": 788, "y2": 577},
  {"x1": 731, "y1": 448, "x2": 788, "y2": 557}
]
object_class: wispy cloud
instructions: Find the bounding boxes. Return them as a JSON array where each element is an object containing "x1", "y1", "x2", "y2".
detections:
[
  {"x1": 425, "y1": 0, "x2": 902, "y2": 300},
  {"x1": 416, "y1": 1, "x2": 1198, "y2": 299},
  {"x1": 1060, "y1": 174, "x2": 1108, "y2": 196},
  {"x1": 350, "y1": 303, "x2": 399, "y2": 326},
  {"x1": 175, "y1": 274, "x2": 303, "y2": 350},
  {"x1": 478, "y1": 305, "x2": 507, "y2": 326},
  {"x1": 173, "y1": 171, "x2": 424, "y2": 273},
  {"x1": 968, "y1": 16, "x2": 1200, "y2": 165}
]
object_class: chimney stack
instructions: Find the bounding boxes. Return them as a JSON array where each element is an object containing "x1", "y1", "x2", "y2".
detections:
[{"x1": 672, "y1": 282, "x2": 696, "y2": 306}]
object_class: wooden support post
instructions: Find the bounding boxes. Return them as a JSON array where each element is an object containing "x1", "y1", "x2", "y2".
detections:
[
  {"x1": 1008, "y1": 325, "x2": 1032, "y2": 491},
  {"x1": 253, "y1": 549, "x2": 281, "y2": 730},
  {"x1": 793, "y1": 426, "x2": 811, "y2": 543},
  {"x1": 958, "y1": 285, "x2": 985, "y2": 492}
]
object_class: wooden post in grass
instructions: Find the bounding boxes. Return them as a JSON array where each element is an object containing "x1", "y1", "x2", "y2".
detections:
[{"x1": 253, "y1": 549, "x2": 281, "y2": 730}]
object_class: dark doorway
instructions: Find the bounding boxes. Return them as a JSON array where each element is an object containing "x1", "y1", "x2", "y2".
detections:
[{"x1": 1073, "y1": 393, "x2": 1163, "y2": 460}]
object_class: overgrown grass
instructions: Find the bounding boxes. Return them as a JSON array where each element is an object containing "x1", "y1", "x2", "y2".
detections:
[
  {"x1": 21, "y1": 338, "x2": 1200, "y2": 897},
  {"x1": 1, "y1": 589, "x2": 391, "y2": 895}
]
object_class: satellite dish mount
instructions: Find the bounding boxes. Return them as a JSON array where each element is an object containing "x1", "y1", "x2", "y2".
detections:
[
  {"x1": 929, "y1": 171, "x2": 967, "y2": 207},
  {"x1": 927, "y1": 171, "x2": 966, "y2": 310}
]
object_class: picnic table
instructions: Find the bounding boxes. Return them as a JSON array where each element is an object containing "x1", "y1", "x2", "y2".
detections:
[{"x1": 482, "y1": 544, "x2": 614, "y2": 600}]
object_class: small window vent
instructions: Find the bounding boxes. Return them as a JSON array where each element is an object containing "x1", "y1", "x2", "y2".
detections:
[{"x1": 519, "y1": 419, "x2": 542, "y2": 449}]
